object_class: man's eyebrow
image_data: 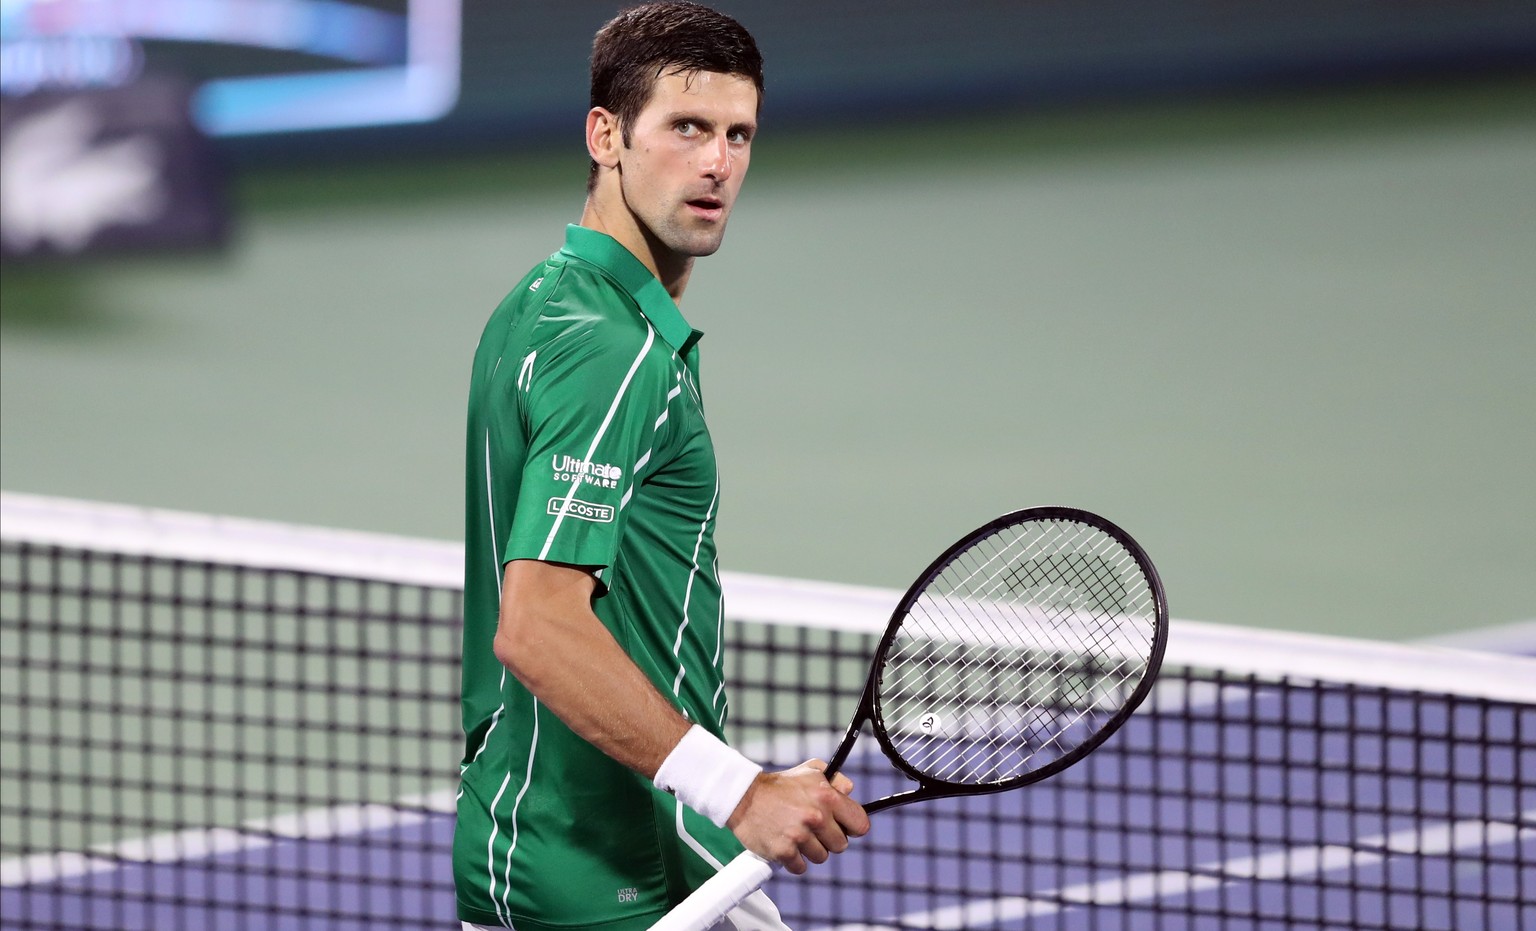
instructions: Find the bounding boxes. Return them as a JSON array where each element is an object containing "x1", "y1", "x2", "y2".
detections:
[{"x1": 662, "y1": 112, "x2": 757, "y2": 135}]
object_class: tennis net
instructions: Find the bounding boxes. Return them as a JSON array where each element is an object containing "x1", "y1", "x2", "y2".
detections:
[{"x1": 1, "y1": 492, "x2": 1531, "y2": 930}]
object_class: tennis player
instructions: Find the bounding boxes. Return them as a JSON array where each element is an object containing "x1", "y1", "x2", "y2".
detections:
[{"x1": 456, "y1": 4, "x2": 868, "y2": 929}]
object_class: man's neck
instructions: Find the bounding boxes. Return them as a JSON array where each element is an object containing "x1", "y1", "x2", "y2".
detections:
[{"x1": 578, "y1": 198, "x2": 693, "y2": 302}]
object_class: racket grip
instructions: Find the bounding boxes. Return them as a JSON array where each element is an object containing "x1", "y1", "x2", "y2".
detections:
[{"x1": 648, "y1": 851, "x2": 776, "y2": 931}]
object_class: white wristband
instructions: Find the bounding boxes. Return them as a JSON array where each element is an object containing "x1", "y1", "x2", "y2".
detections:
[{"x1": 653, "y1": 724, "x2": 762, "y2": 828}]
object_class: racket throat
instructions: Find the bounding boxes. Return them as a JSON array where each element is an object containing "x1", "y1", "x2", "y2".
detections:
[{"x1": 823, "y1": 718, "x2": 862, "y2": 780}]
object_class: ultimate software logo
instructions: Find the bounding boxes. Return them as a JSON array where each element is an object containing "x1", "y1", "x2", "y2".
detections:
[{"x1": 551, "y1": 455, "x2": 623, "y2": 489}]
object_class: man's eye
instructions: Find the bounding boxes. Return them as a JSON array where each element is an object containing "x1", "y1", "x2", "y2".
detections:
[{"x1": 675, "y1": 121, "x2": 697, "y2": 136}]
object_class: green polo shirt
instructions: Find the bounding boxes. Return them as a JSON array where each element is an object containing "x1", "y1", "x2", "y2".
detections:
[{"x1": 457, "y1": 225, "x2": 742, "y2": 929}]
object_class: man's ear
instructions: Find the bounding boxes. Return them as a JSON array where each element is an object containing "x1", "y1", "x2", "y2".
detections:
[{"x1": 586, "y1": 107, "x2": 622, "y2": 170}]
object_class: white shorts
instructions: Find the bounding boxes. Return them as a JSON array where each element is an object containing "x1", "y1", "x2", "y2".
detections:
[{"x1": 461, "y1": 888, "x2": 790, "y2": 931}]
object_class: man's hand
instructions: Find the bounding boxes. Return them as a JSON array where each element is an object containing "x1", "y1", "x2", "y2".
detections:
[{"x1": 725, "y1": 760, "x2": 869, "y2": 874}]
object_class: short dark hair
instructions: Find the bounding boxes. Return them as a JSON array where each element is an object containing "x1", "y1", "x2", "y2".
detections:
[{"x1": 588, "y1": 2, "x2": 764, "y2": 189}]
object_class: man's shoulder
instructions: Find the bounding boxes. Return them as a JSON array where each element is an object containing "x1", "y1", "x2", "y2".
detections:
[
  {"x1": 505, "y1": 268, "x2": 671, "y2": 397},
  {"x1": 484, "y1": 251, "x2": 627, "y2": 331},
  {"x1": 528, "y1": 259, "x2": 657, "y2": 347},
  {"x1": 546, "y1": 252, "x2": 648, "y2": 315}
]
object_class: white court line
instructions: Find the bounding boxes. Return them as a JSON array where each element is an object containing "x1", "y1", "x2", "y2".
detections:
[
  {"x1": 0, "y1": 734, "x2": 823, "y2": 890},
  {"x1": 809, "y1": 812, "x2": 1536, "y2": 931},
  {"x1": 0, "y1": 791, "x2": 457, "y2": 887}
]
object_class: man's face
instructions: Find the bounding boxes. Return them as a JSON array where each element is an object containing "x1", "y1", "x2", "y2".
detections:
[{"x1": 617, "y1": 69, "x2": 758, "y2": 260}]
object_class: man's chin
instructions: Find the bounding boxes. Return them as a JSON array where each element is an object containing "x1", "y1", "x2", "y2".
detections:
[
  {"x1": 642, "y1": 213, "x2": 730, "y2": 260},
  {"x1": 671, "y1": 229, "x2": 727, "y2": 259}
]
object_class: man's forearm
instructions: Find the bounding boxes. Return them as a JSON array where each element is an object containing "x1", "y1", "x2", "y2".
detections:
[
  {"x1": 492, "y1": 559, "x2": 868, "y2": 868},
  {"x1": 493, "y1": 559, "x2": 689, "y2": 777}
]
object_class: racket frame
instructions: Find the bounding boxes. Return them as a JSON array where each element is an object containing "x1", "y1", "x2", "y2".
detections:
[{"x1": 825, "y1": 506, "x2": 1168, "y2": 814}]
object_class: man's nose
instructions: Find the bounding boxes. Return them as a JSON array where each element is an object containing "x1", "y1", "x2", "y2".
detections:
[{"x1": 701, "y1": 136, "x2": 732, "y2": 182}]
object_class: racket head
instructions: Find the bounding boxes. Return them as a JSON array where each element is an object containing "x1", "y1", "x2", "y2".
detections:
[{"x1": 860, "y1": 506, "x2": 1167, "y2": 808}]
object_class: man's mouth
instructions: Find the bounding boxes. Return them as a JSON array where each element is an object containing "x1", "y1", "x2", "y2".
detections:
[{"x1": 686, "y1": 197, "x2": 724, "y2": 220}]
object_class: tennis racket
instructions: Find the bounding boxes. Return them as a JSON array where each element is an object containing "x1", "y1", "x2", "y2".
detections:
[{"x1": 651, "y1": 506, "x2": 1168, "y2": 930}]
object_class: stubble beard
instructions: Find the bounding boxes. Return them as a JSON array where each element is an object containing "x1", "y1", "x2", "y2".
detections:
[
  {"x1": 623, "y1": 176, "x2": 729, "y2": 260},
  {"x1": 648, "y1": 208, "x2": 727, "y2": 259}
]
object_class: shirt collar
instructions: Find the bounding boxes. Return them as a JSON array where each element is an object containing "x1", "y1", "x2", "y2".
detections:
[{"x1": 559, "y1": 224, "x2": 703, "y2": 356}]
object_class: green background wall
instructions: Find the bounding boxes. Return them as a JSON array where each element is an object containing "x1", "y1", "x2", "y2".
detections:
[{"x1": 3, "y1": 79, "x2": 1533, "y2": 640}]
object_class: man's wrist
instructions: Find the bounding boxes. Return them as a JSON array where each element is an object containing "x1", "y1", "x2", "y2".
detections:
[{"x1": 653, "y1": 724, "x2": 762, "y2": 827}]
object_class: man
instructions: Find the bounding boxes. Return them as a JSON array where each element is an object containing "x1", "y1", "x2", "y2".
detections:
[{"x1": 455, "y1": 4, "x2": 869, "y2": 929}]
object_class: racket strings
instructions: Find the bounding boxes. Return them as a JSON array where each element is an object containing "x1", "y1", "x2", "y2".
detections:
[
  {"x1": 885, "y1": 614, "x2": 1116, "y2": 735},
  {"x1": 887, "y1": 628, "x2": 1127, "y2": 782},
  {"x1": 887, "y1": 623, "x2": 1137, "y2": 782},
  {"x1": 905, "y1": 524, "x2": 1151, "y2": 674},
  {"x1": 878, "y1": 518, "x2": 1158, "y2": 785}
]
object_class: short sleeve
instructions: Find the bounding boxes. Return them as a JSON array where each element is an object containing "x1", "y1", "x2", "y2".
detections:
[{"x1": 503, "y1": 312, "x2": 666, "y2": 577}]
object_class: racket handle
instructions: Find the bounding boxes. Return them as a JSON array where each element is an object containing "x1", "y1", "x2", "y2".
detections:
[{"x1": 648, "y1": 851, "x2": 776, "y2": 931}]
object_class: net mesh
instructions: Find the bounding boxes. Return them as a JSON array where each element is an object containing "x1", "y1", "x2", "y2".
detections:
[
  {"x1": 2, "y1": 496, "x2": 1532, "y2": 930},
  {"x1": 880, "y1": 514, "x2": 1161, "y2": 786}
]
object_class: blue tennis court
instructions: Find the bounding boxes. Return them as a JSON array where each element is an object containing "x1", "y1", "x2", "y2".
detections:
[{"x1": 6, "y1": 610, "x2": 1531, "y2": 930}]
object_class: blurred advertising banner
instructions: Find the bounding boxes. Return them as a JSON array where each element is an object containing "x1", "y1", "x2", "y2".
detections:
[{"x1": 1, "y1": 78, "x2": 228, "y2": 260}]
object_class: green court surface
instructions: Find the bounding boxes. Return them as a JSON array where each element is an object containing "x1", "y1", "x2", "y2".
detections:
[{"x1": 3, "y1": 78, "x2": 1533, "y2": 640}]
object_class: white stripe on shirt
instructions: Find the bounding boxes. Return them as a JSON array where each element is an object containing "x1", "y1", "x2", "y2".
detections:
[{"x1": 538, "y1": 328, "x2": 656, "y2": 560}]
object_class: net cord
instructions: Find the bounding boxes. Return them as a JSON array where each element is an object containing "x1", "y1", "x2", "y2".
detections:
[{"x1": 4, "y1": 490, "x2": 1533, "y2": 704}]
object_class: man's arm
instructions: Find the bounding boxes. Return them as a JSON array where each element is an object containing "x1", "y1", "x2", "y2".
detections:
[
  {"x1": 493, "y1": 558, "x2": 869, "y2": 873},
  {"x1": 493, "y1": 558, "x2": 688, "y2": 772}
]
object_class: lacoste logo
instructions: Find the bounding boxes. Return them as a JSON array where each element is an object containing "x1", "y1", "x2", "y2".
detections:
[
  {"x1": 1, "y1": 100, "x2": 164, "y2": 253},
  {"x1": 547, "y1": 497, "x2": 615, "y2": 523}
]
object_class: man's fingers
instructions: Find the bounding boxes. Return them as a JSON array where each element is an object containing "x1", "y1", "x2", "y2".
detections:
[
  {"x1": 806, "y1": 783, "x2": 867, "y2": 853},
  {"x1": 800, "y1": 766, "x2": 869, "y2": 840},
  {"x1": 798, "y1": 758, "x2": 857, "y2": 800},
  {"x1": 831, "y1": 790, "x2": 870, "y2": 839},
  {"x1": 801, "y1": 833, "x2": 832, "y2": 865},
  {"x1": 811, "y1": 816, "x2": 848, "y2": 856},
  {"x1": 785, "y1": 775, "x2": 854, "y2": 863},
  {"x1": 730, "y1": 762, "x2": 869, "y2": 875}
]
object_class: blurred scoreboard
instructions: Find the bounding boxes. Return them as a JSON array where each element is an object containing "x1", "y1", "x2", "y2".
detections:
[
  {"x1": 0, "y1": 0, "x2": 460, "y2": 136},
  {"x1": 7, "y1": 0, "x2": 1533, "y2": 145},
  {"x1": 1, "y1": 0, "x2": 1531, "y2": 258},
  {"x1": 0, "y1": 0, "x2": 459, "y2": 258}
]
